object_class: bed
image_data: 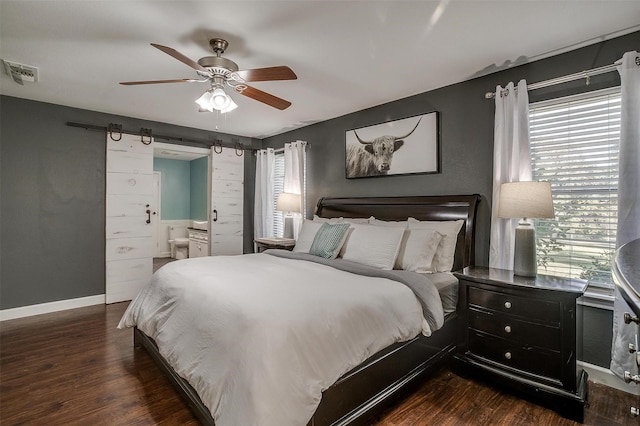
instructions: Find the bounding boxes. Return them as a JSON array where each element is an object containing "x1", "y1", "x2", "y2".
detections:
[{"x1": 120, "y1": 194, "x2": 480, "y2": 426}]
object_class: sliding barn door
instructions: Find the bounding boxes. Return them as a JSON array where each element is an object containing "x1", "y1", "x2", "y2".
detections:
[
  {"x1": 105, "y1": 133, "x2": 154, "y2": 303},
  {"x1": 210, "y1": 147, "x2": 244, "y2": 255}
]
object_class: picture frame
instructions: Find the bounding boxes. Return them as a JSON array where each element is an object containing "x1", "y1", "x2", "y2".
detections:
[{"x1": 345, "y1": 112, "x2": 440, "y2": 179}]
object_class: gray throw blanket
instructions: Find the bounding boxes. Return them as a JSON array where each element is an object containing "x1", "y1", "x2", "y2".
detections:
[{"x1": 266, "y1": 249, "x2": 445, "y2": 334}]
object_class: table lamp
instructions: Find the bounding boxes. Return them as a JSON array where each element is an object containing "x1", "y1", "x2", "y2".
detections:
[
  {"x1": 498, "y1": 181, "x2": 554, "y2": 277},
  {"x1": 276, "y1": 192, "x2": 301, "y2": 239}
]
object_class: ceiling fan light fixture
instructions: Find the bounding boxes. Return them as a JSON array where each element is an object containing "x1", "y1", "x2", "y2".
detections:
[
  {"x1": 195, "y1": 90, "x2": 214, "y2": 112},
  {"x1": 195, "y1": 86, "x2": 237, "y2": 114},
  {"x1": 211, "y1": 87, "x2": 231, "y2": 110},
  {"x1": 220, "y1": 97, "x2": 238, "y2": 114}
]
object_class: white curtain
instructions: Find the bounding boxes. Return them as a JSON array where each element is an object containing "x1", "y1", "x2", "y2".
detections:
[
  {"x1": 254, "y1": 148, "x2": 275, "y2": 239},
  {"x1": 284, "y1": 141, "x2": 307, "y2": 239},
  {"x1": 611, "y1": 51, "x2": 640, "y2": 380},
  {"x1": 489, "y1": 80, "x2": 533, "y2": 270}
]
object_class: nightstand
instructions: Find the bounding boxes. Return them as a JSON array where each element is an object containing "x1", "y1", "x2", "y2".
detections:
[
  {"x1": 452, "y1": 266, "x2": 588, "y2": 422},
  {"x1": 254, "y1": 237, "x2": 296, "y2": 253}
]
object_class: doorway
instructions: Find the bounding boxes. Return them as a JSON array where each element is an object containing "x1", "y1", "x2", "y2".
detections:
[{"x1": 153, "y1": 142, "x2": 210, "y2": 259}]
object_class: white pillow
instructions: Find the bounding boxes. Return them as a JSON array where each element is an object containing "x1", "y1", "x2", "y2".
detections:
[
  {"x1": 370, "y1": 218, "x2": 443, "y2": 271},
  {"x1": 313, "y1": 215, "x2": 371, "y2": 224},
  {"x1": 407, "y1": 218, "x2": 464, "y2": 272},
  {"x1": 313, "y1": 215, "x2": 342, "y2": 224},
  {"x1": 342, "y1": 216, "x2": 373, "y2": 224},
  {"x1": 397, "y1": 228, "x2": 444, "y2": 272},
  {"x1": 293, "y1": 220, "x2": 324, "y2": 253},
  {"x1": 340, "y1": 223, "x2": 405, "y2": 270},
  {"x1": 369, "y1": 218, "x2": 407, "y2": 228}
]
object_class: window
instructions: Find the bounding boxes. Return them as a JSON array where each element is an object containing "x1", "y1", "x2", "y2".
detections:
[
  {"x1": 269, "y1": 145, "x2": 307, "y2": 238},
  {"x1": 272, "y1": 152, "x2": 285, "y2": 238},
  {"x1": 529, "y1": 87, "x2": 620, "y2": 302}
]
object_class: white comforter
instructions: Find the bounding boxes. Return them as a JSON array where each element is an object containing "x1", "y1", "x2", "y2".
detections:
[{"x1": 118, "y1": 252, "x2": 440, "y2": 426}]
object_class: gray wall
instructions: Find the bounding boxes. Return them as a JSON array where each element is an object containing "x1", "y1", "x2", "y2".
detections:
[
  {"x1": 263, "y1": 31, "x2": 639, "y2": 367},
  {"x1": 0, "y1": 96, "x2": 260, "y2": 310}
]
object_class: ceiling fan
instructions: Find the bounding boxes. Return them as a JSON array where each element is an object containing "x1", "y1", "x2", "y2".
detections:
[{"x1": 120, "y1": 38, "x2": 297, "y2": 112}]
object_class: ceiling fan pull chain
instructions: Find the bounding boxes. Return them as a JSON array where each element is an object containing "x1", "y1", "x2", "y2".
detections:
[
  {"x1": 140, "y1": 128, "x2": 153, "y2": 145},
  {"x1": 108, "y1": 123, "x2": 122, "y2": 141}
]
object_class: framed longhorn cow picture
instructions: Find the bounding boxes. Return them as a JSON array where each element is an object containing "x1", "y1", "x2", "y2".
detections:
[{"x1": 345, "y1": 112, "x2": 439, "y2": 178}]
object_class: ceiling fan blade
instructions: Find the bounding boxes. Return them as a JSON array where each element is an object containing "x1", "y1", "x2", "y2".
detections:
[
  {"x1": 150, "y1": 43, "x2": 209, "y2": 73},
  {"x1": 234, "y1": 66, "x2": 297, "y2": 82},
  {"x1": 120, "y1": 78, "x2": 202, "y2": 85},
  {"x1": 239, "y1": 85, "x2": 292, "y2": 110}
]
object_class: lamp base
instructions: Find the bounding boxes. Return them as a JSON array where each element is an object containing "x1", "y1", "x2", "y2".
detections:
[
  {"x1": 514, "y1": 221, "x2": 537, "y2": 277},
  {"x1": 283, "y1": 215, "x2": 294, "y2": 239}
]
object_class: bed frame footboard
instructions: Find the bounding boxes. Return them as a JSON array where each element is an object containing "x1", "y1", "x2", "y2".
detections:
[
  {"x1": 134, "y1": 315, "x2": 456, "y2": 426},
  {"x1": 134, "y1": 327, "x2": 215, "y2": 425}
]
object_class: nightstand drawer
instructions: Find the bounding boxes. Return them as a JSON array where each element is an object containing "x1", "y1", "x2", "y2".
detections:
[
  {"x1": 469, "y1": 307, "x2": 561, "y2": 351},
  {"x1": 468, "y1": 330, "x2": 562, "y2": 381},
  {"x1": 468, "y1": 286, "x2": 560, "y2": 323}
]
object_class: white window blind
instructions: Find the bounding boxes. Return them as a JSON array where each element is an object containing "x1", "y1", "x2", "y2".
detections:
[
  {"x1": 272, "y1": 152, "x2": 285, "y2": 238},
  {"x1": 529, "y1": 87, "x2": 620, "y2": 300}
]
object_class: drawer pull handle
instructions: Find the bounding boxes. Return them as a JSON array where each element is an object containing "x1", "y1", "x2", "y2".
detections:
[
  {"x1": 504, "y1": 325, "x2": 512, "y2": 333},
  {"x1": 504, "y1": 301, "x2": 512, "y2": 309},
  {"x1": 504, "y1": 352, "x2": 512, "y2": 360}
]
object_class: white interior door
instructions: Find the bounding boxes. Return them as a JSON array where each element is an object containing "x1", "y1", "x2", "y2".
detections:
[
  {"x1": 210, "y1": 147, "x2": 244, "y2": 255},
  {"x1": 105, "y1": 133, "x2": 154, "y2": 303}
]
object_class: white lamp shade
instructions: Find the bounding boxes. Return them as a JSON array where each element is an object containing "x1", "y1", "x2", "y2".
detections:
[
  {"x1": 276, "y1": 192, "x2": 301, "y2": 213},
  {"x1": 221, "y1": 97, "x2": 238, "y2": 114},
  {"x1": 211, "y1": 87, "x2": 231, "y2": 110},
  {"x1": 195, "y1": 91, "x2": 214, "y2": 112},
  {"x1": 498, "y1": 181, "x2": 554, "y2": 219}
]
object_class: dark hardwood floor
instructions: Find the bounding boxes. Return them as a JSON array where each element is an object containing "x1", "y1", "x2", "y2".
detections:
[
  {"x1": 153, "y1": 257, "x2": 177, "y2": 273},
  {"x1": 1, "y1": 302, "x2": 637, "y2": 425}
]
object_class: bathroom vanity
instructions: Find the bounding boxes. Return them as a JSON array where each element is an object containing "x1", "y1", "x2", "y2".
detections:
[{"x1": 188, "y1": 228, "x2": 209, "y2": 258}]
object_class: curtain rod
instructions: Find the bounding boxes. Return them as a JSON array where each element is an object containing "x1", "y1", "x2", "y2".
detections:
[
  {"x1": 66, "y1": 121, "x2": 257, "y2": 152},
  {"x1": 484, "y1": 61, "x2": 621, "y2": 99}
]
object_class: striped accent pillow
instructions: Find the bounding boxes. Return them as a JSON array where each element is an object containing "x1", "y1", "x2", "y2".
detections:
[{"x1": 309, "y1": 223, "x2": 351, "y2": 259}]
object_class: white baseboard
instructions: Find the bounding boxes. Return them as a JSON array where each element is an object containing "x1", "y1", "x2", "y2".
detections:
[
  {"x1": 0, "y1": 294, "x2": 105, "y2": 321},
  {"x1": 580, "y1": 360, "x2": 640, "y2": 395}
]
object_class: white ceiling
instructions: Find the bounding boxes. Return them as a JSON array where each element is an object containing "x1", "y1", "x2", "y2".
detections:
[{"x1": 1, "y1": 1, "x2": 639, "y2": 139}]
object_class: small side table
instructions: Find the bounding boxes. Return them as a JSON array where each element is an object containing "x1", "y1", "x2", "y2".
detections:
[{"x1": 254, "y1": 237, "x2": 296, "y2": 253}]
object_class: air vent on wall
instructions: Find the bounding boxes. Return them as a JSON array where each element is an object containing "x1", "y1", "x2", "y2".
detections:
[{"x1": 2, "y1": 60, "x2": 39, "y2": 85}]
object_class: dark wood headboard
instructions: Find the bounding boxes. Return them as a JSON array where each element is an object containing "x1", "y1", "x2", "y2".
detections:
[{"x1": 315, "y1": 195, "x2": 481, "y2": 271}]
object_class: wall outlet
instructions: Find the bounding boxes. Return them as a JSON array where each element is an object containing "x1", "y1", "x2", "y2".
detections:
[{"x1": 2, "y1": 60, "x2": 39, "y2": 84}]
